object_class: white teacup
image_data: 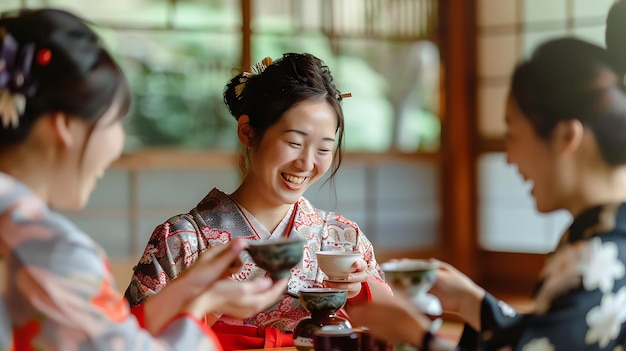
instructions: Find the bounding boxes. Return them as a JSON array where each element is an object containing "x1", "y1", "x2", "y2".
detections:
[
  {"x1": 316, "y1": 251, "x2": 362, "y2": 280},
  {"x1": 380, "y1": 259, "x2": 443, "y2": 331}
]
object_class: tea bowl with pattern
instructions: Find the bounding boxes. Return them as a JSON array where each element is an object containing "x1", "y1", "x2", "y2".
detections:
[
  {"x1": 294, "y1": 288, "x2": 352, "y2": 351},
  {"x1": 245, "y1": 237, "x2": 306, "y2": 280},
  {"x1": 380, "y1": 259, "x2": 442, "y2": 317},
  {"x1": 316, "y1": 251, "x2": 362, "y2": 281}
]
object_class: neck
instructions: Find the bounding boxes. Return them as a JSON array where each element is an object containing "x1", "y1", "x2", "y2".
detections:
[
  {"x1": 229, "y1": 182, "x2": 294, "y2": 233},
  {"x1": 567, "y1": 166, "x2": 626, "y2": 218},
  {"x1": 0, "y1": 145, "x2": 54, "y2": 203}
]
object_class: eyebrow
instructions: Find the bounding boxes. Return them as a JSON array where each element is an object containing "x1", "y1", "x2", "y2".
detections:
[{"x1": 284, "y1": 129, "x2": 335, "y2": 142}]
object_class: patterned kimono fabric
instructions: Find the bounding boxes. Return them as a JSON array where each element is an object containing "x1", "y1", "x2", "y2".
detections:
[
  {"x1": 458, "y1": 203, "x2": 626, "y2": 351},
  {"x1": 126, "y1": 188, "x2": 387, "y2": 350},
  {"x1": 0, "y1": 172, "x2": 221, "y2": 350}
]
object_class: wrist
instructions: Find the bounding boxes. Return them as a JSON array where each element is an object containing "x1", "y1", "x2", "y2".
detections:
[
  {"x1": 458, "y1": 285, "x2": 485, "y2": 330},
  {"x1": 347, "y1": 282, "x2": 370, "y2": 303}
]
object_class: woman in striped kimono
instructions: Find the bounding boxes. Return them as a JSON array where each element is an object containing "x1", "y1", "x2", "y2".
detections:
[{"x1": 0, "y1": 8, "x2": 287, "y2": 350}]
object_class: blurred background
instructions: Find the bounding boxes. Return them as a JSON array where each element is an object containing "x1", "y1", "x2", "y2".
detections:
[{"x1": 0, "y1": 0, "x2": 617, "y2": 298}]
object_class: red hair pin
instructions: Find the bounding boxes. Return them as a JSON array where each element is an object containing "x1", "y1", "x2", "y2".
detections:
[{"x1": 36, "y1": 48, "x2": 51, "y2": 66}]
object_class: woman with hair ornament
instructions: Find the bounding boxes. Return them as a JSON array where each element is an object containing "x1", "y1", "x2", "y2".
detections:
[{"x1": 0, "y1": 8, "x2": 287, "y2": 350}]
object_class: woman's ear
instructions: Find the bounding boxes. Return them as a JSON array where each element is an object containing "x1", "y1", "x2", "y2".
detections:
[
  {"x1": 554, "y1": 119, "x2": 584, "y2": 156},
  {"x1": 46, "y1": 112, "x2": 75, "y2": 149},
  {"x1": 237, "y1": 115, "x2": 253, "y2": 147}
]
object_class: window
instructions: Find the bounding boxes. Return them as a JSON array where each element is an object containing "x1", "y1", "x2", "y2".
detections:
[
  {"x1": 251, "y1": 0, "x2": 440, "y2": 152},
  {"x1": 1, "y1": 1, "x2": 443, "y2": 262}
]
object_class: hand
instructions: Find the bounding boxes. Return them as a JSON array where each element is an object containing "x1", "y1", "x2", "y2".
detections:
[
  {"x1": 143, "y1": 239, "x2": 248, "y2": 332},
  {"x1": 429, "y1": 259, "x2": 484, "y2": 330},
  {"x1": 186, "y1": 277, "x2": 289, "y2": 319},
  {"x1": 349, "y1": 298, "x2": 431, "y2": 347},
  {"x1": 324, "y1": 259, "x2": 368, "y2": 298},
  {"x1": 177, "y1": 239, "x2": 249, "y2": 297}
]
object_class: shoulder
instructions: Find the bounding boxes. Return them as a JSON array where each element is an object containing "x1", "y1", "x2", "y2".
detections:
[
  {"x1": 164, "y1": 213, "x2": 197, "y2": 231},
  {"x1": 8, "y1": 208, "x2": 109, "y2": 286},
  {"x1": 196, "y1": 188, "x2": 230, "y2": 213}
]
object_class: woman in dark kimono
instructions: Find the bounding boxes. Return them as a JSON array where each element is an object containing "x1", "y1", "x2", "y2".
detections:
[{"x1": 351, "y1": 1, "x2": 626, "y2": 350}]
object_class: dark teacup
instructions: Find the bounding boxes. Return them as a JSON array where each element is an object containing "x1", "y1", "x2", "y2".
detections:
[
  {"x1": 314, "y1": 328, "x2": 359, "y2": 351},
  {"x1": 355, "y1": 328, "x2": 390, "y2": 351},
  {"x1": 246, "y1": 237, "x2": 305, "y2": 279}
]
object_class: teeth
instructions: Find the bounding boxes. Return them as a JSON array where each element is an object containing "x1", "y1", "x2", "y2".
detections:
[{"x1": 283, "y1": 174, "x2": 305, "y2": 185}]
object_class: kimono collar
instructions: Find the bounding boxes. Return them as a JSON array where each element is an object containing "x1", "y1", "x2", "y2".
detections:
[{"x1": 556, "y1": 203, "x2": 626, "y2": 249}]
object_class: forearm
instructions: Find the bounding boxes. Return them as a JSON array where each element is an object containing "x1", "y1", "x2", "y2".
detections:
[
  {"x1": 143, "y1": 275, "x2": 198, "y2": 334},
  {"x1": 457, "y1": 284, "x2": 485, "y2": 331}
]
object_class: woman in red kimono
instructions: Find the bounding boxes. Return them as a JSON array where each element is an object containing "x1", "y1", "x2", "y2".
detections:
[{"x1": 125, "y1": 53, "x2": 393, "y2": 350}]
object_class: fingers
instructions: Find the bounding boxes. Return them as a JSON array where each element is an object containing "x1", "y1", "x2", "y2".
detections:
[
  {"x1": 215, "y1": 277, "x2": 289, "y2": 319},
  {"x1": 349, "y1": 301, "x2": 428, "y2": 346},
  {"x1": 323, "y1": 280, "x2": 362, "y2": 298},
  {"x1": 187, "y1": 239, "x2": 248, "y2": 288},
  {"x1": 195, "y1": 238, "x2": 247, "y2": 263},
  {"x1": 222, "y1": 255, "x2": 244, "y2": 278},
  {"x1": 346, "y1": 270, "x2": 368, "y2": 282},
  {"x1": 351, "y1": 259, "x2": 368, "y2": 272}
]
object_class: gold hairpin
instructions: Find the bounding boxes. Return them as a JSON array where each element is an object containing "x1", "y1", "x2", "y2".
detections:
[
  {"x1": 236, "y1": 57, "x2": 274, "y2": 100},
  {"x1": 340, "y1": 92, "x2": 352, "y2": 99}
]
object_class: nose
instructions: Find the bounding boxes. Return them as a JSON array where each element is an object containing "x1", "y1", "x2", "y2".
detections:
[{"x1": 294, "y1": 148, "x2": 315, "y2": 171}]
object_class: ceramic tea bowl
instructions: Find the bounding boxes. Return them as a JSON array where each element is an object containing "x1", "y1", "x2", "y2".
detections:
[
  {"x1": 294, "y1": 288, "x2": 351, "y2": 351},
  {"x1": 380, "y1": 259, "x2": 439, "y2": 293},
  {"x1": 380, "y1": 259, "x2": 442, "y2": 318},
  {"x1": 299, "y1": 287, "x2": 349, "y2": 315},
  {"x1": 246, "y1": 237, "x2": 305, "y2": 279},
  {"x1": 316, "y1": 251, "x2": 362, "y2": 281}
]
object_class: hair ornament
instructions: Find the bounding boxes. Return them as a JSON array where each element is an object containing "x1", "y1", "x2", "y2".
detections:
[
  {"x1": 36, "y1": 48, "x2": 52, "y2": 66},
  {"x1": 0, "y1": 89, "x2": 24, "y2": 128},
  {"x1": 235, "y1": 56, "x2": 274, "y2": 100},
  {"x1": 253, "y1": 56, "x2": 272, "y2": 75},
  {"x1": 0, "y1": 28, "x2": 37, "y2": 128},
  {"x1": 339, "y1": 92, "x2": 352, "y2": 99}
]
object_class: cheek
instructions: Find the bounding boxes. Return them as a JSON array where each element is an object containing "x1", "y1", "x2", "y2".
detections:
[
  {"x1": 111, "y1": 125, "x2": 125, "y2": 158},
  {"x1": 317, "y1": 155, "x2": 333, "y2": 173},
  {"x1": 85, "y1": 126, "x2": 125, "y2": 169}
]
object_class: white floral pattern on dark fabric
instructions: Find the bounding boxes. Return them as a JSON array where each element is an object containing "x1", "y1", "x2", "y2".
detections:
[
  {"x1": 521, "y1": 337, "x2": 555, "y2": 351},
  {"x1": 585, "y1": 286, "x2": 626, "y2": 348},
  {"x1": 497, "y1": 300, "x2": 517, "y2": 318},
  {"x1": 581, "y1": 238, "x2": 625, "y2": 293},
  {"x1": 458, "y1": 203, "x2": 626, "y2": 351},
  {"x1": 534, "y1": 241, "x2": 585, "y2": 314}
]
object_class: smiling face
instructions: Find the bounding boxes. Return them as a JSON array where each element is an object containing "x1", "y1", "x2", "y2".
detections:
[
  {"x1": 505, "y1": 96, "x2": 564, "y2": 213},
  {"x1": 244, "y1": 99, "x2": 337, "y2": 207}
]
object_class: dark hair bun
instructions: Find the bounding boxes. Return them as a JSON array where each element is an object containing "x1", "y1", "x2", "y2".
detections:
[
  {"x1": 0, "y1": 8, "x2": 130, "y2": 148},
  {"x1": 606, "y1": 0, "x2": 626, "y2": 77}
]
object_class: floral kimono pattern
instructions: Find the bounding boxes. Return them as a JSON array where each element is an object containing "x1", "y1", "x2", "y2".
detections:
[
  {"x1": 0, "y1": 172, "x2": 221, "y2": 351},
  {"x1": 458, "y1": 203, "x2": 626, "y2": 351},
  {"x1": 126, "y1": 188, "x2": 387, "y2": 333}
]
